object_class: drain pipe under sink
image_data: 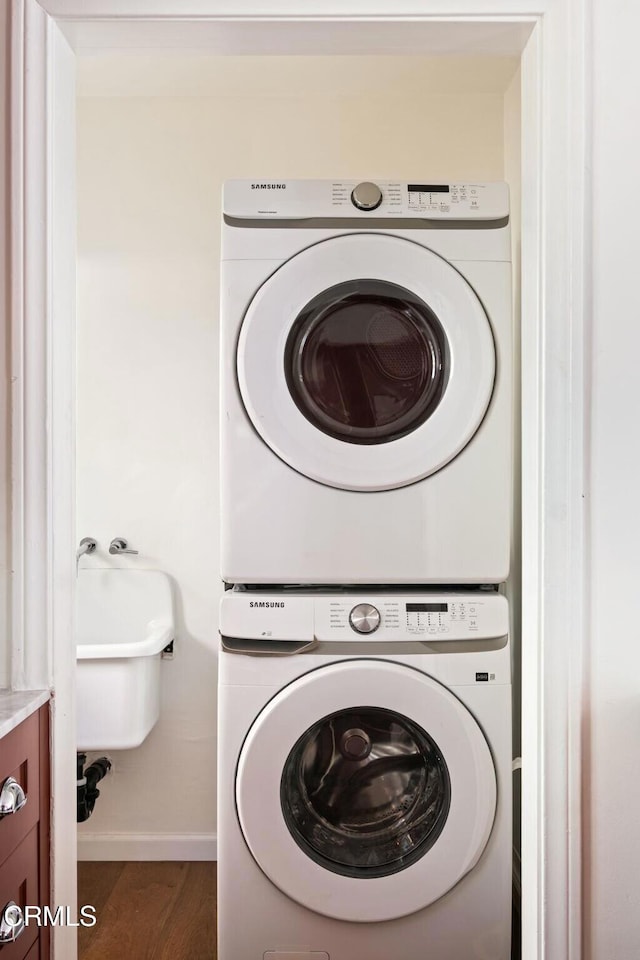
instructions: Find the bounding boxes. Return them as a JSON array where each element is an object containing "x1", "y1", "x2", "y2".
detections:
[{"x1": 77, "y1": 752, "x2": 112, "y2": 823}]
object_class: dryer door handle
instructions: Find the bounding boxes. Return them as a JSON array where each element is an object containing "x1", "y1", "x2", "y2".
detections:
[{"x1": 221, "y1": 636, "x2": 318, "y2": 656}]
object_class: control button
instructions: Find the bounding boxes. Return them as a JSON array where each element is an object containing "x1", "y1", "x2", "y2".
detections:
[
  {"x1": 349, "y1": 603, "x2": 381, "y2": 634},
  {"x1": 351, "y1": 182, "x2": 383, "y2": 211}
]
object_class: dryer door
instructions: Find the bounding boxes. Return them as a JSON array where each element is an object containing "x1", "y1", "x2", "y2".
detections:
[
  {"x1": 236, "y1": 659, "x2": 497, "y2": 923},
  {"x1": 237, "y1": 233, "x2": 496, "y2": 491}
]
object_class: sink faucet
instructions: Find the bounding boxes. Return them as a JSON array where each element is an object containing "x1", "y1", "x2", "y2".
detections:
[{"x1": 76, "y1": 537, "x2": 97, "y2": 573}]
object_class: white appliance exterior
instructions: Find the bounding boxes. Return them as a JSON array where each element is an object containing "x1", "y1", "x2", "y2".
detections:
[
  {"x1": 220, "y1": 179, "x2": 512, "y2": 584},
  {"x1": 218, "y1": 590, "x2": 512, "y2": 960}
]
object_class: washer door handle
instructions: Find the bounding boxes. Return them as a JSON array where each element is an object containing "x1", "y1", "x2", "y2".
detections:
[{"x1": 221, "y1": 636, "x2": 317, "y2": 656}]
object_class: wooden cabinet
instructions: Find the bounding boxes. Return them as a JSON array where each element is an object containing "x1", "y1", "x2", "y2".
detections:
[{"x1": 0, "y1": 707, "x2": 50, "y2": 959}]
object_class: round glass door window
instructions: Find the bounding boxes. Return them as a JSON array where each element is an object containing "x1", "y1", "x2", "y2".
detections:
[
  {"x1": 284, "y1": 280, "x2": 447, "y2": 444},
  {"x1": 236, "y1": 658, "x2": 497, "y2": 922},
  {"x1": 281, "y1": 706, "x2": 450, "y2": 878},
  {"x1": 237, "y1": 234, "x2": 497, "y2": 491}
]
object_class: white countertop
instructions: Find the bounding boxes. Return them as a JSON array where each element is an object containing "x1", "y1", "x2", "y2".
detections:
[{"x1": 0, "y1": 689, "x2": 50, "y2": 740}]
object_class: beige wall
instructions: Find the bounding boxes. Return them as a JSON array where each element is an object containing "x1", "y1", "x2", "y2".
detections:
[{"x1": 75, "y1": 55, "x2": 516, "y2": 853}]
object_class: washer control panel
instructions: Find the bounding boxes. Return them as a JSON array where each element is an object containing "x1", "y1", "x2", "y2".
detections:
[
  {"x1": 322, "y1": 596, "x2": 505, "y2": 641},
  {"x1": 223, "y1": 180, "x2": 509, "y2": 221},
  {"x1": 220, "y1": 591, "x2": 508, "y2": 642}
]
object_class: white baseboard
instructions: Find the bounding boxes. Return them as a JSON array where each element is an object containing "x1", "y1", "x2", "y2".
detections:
[{"x1": 77, "y1": 832, "x2": 217, "y2": 862}]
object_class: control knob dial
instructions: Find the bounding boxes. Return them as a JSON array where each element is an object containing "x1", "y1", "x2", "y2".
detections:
[
  {"x1": 349, "y1": 603, "x2": 381, "y2": 634},
  {"x1": 351, "y1": 181, "x2": 383, "y2": 211}
]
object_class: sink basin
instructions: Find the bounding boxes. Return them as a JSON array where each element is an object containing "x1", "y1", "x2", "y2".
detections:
[{"x1": 76, "y1": 569, "x2": 174, "y2": 750}]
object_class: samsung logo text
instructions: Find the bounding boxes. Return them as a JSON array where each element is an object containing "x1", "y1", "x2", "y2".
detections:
[
  {"x1": 251, "y1": 183, "x2": 286, "y2": 190},
  {"x1": 249, "y1": 601, "x2": 285, "y2": 608}
]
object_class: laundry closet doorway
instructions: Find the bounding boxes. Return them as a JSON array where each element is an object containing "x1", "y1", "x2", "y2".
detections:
[{"x1": 7, "y1": 5, "x2": 588, "y2": 960}]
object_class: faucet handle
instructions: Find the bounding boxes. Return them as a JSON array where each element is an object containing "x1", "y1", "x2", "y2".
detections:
[
  {"x1": 109, "y1": 538, "x2": 139, "y2": 556},
  {"x1": 76, "y1": 537, "x2": 97, "y2": 574}
]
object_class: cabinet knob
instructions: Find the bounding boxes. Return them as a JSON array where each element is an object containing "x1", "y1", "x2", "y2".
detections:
[
  {"x1": 0, "y1": 902, "x2": 26, "y2": 943},
  {"x1": 0, "y1": 776, "x2": 27, "y2": 818}
]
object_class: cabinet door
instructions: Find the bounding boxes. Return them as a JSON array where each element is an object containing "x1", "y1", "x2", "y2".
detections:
[
  {"x1": 0, "y1": 827, "x2": 40, "y2": 959},
  {"x1": 1, "y1": 706, "x2": 50, "y2": 960},
  {"x1": 22, "y1": 940, "x2": 42, "y2": 960},
  {"x1": 0, "y1": 712, "x2": 40, "y2": 865}
]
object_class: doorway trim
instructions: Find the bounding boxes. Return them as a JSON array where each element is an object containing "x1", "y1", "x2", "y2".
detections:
[{"x1": 8, "y1": 3, "x2": 590, "y2": 959}]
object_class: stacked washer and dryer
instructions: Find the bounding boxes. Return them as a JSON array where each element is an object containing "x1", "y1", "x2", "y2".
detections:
[{"x1": 218, "y1": 179, "x2": 513, "y2": 960}]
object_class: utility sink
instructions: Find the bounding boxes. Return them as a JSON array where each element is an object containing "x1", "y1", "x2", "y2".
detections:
[{"x1": 76, "y1": 569, "x2": 174, "y2": 750}]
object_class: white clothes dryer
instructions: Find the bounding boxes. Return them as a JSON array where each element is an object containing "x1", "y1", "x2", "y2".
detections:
[
  {"x1": 218, "y1": 588, "x2": 512, "y2": 960},
  {"x1": 220, "y1": 180, "x2": 512, "y2": 585}
]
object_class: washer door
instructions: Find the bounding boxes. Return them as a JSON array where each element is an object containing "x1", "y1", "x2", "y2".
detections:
[
  {"x1": 236, "y1": 660, "x2": 497, "y2": 923},
  {"x1": 237, "y1": 234, "x2": 495, "y2": 491}
]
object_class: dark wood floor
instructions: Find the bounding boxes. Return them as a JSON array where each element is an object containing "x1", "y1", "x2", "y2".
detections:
[{"x1": 78, "y1": 862, "x2": 217, "y2": 959}]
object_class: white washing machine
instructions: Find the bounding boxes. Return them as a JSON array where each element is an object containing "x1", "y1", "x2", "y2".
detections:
[
  {"x1": 220, "y1": 179, "x2": 512, "y2": 585},
  {"x1": 218, "y1": 589, "x2": 512, "y2": 960}
]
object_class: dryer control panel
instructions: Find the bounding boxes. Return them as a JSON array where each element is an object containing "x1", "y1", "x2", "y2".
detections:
[
  {"x1": 223, "y1": 179, "x2": 509, "y2": 221},
  {"x1": 220, "y1": 591, "x2": 508, "y2": 643}
]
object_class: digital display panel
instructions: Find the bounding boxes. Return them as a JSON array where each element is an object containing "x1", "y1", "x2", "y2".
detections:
[
  {"x1": 406, "y1": 603, "x2": 448, "y2": 613},
  {"x1": 407, "y1": 184, "x2": 450, "y2": 193}
]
